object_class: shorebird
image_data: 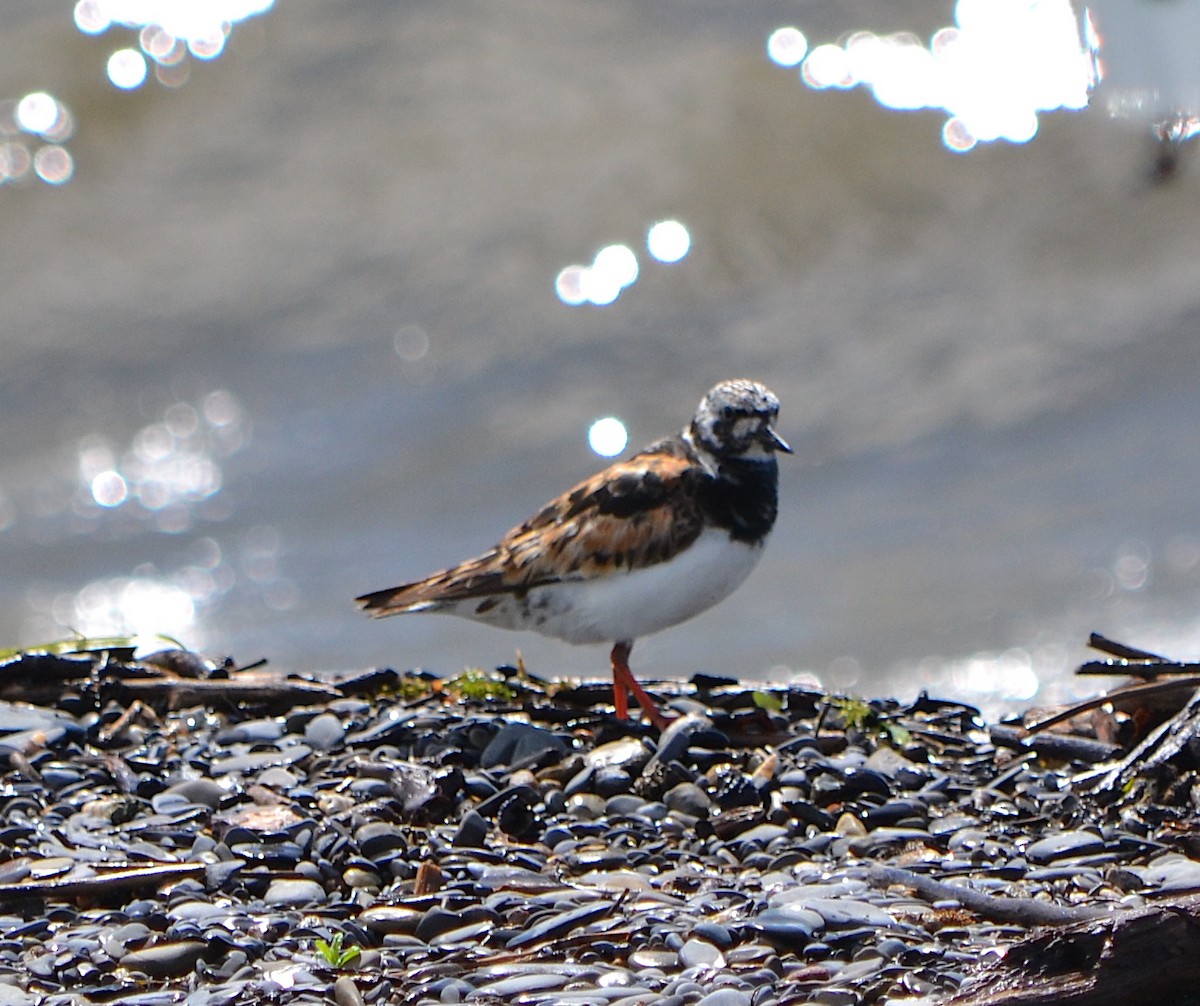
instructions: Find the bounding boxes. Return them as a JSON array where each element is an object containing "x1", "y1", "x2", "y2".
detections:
[{"x1": 357, "y1": 379, "x2": 790, "y2": 729}]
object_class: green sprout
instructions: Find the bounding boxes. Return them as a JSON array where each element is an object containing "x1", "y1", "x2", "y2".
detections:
[
  {"x1": 752, "y1": 690, "x2": 785, "y2": 713},
  {"x1": 447, "y1": 669, "x2": 515, "y2": 701},
  {"x1": 828, "y1": 696, "x2": 911, "y2": 747},
  {"x1": 393, "y1": 673, "x2": 436, "y2": 701},
  {"x1": 0, "y1": 633, "x2": 186, "y2": 661},
  {"x1": 314, "y1": 932, "x2": 362, "y2": 969}
]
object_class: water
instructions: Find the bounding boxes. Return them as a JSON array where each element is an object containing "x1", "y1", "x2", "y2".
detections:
[{"x1": 3, "y1": 2, "x2": 1200, "y2": 716}]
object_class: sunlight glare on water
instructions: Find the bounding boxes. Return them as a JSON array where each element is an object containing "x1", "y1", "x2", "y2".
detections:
[
  {"x1": 32, "y1": 146, "x2": 73, "y2": 185},
  {"x1": 107, "y1": 49, "x2": 148, "y2": 90},
  {"x1": 587, "y1": 417, "x2": 629, "y2": 458},
  {"x1": 766, "y1": 27, "x2": 807, "y2": 69},
  {"x1": 15, "y1": 93, "x2": 59, "y2": 135},
  {"x1": 556, "y1": 243, "x2": 639, "y2": 307},
  {"x1": 776, "y1": 0, "x2": 1092, "y2": 153},
  {"x1": 897, "y1": 646, "x2": 1053, "y2": 715},
  {"x1": 557, "y1": 225, "x2": 692, "y2": 306},
  {"x1": 74, "y1": 0, "x2": 274, "y2": 90},
  {"x1": 646, "y1": 220, "x2": 691, "y2": 264},
  {"x1": 65, "y1": 576, "x2": 196, "y2": 645},
  {"x1": 0, "y1": 93, "x2": 75, "y2": 185},
  {"x1": 75, "y1": 390, "x2": 247, "y2": 533}
]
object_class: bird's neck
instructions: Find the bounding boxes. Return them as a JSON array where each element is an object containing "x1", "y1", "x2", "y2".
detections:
[{"x1": 700, "y1": 455, "x2": 780, "y2": 544}]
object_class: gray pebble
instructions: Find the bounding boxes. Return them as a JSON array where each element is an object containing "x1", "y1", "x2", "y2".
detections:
[
  {"x1": 695, "y1": 989, "x2": 751, "y2": 1006},
  {"x1": 1138, "y1": 853, "x2": 1200, "y2": 891},
  {"x1": 482, "y1": 722, "x2": 570, "y2": 768},
  {"x1": 679, "y1": 938, "x2": 724, "y2": 968},
  {"x1": 664, "y1": 782, "x2": 712, "y2": 817},
  {"x1": 120, "y1": 940, "x2": 208, "y2": 978},
  {"x1": 333, "y1": 976, "x2": 365, "y2": 1006},
  {"x1": 1025, "y1": 830, "x2": 1106, "y2": 864},
  {"x1": 263, "y1": 878, "x2": 326, "y2": 907},
  {"x1": 165, "y1": 777, "x2": 227, "y2": 809},
  {"x1": 304, "y1": 712, "x2": 346, "y2": 751}
]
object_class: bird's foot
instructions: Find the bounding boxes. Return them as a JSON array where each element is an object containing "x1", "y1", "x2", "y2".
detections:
[{"x1": 610, "y1": 642, "x2": 673, "y2": 732}]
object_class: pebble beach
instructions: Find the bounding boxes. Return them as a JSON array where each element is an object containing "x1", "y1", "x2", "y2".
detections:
[{"x1": 0, "y1": 647, "x2": 1193, "y2": 1006}]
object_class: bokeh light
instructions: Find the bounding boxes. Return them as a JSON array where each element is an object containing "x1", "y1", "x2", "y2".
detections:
[
  {"x1": 394, "y1": 325, "x2": 430, "y2": 362},
  {"x1": 16, "y1": 92, "x2": 60, "y2": 134},
  {"x1": 557, "y1": 224, "x2": 693, "y2": 306},
  {"x1": 73, "y1": 0, "x2": 111, "y2": 34},
  {"x1": 555, "y1": 243, "x2": 640, "y2": 307},
  {"x1": 107, "y1": 48, "x2": 148, "y2": 89},
  {"x1": 33, "y1": 145, "x2": 74, "y2": 184},
  {"x1": 67, "y1": 576, "x2": 196, "y2": 643},
  {"x1": 593, "y1": 244, "x2": 639, "y2": 289},
  {"x1": 75, "y1": 0, "x2": 274, "y2": 91},
  {"x1": 646, "y1": 220, "x2": 691, "y2": 264},
  {"x1": 74, "y1": 389, "x2": 247, "y2": 533},
  {"x1": 767, "y1": 27, "x2": 808, "y2": 69},
  {"x1": 0, "y1": 93, "x2": 75, "y2": 187},
  {"x1": 587, "y1": 417, "x2": 629, "y2": 458},
  {"x1": 0, "y1": 143, "x2": 31, "y2": 183},
  {"x1": 780, "y1": 0, "x2": 1092, "y2": 152},
  {"x1": 554, "y1": 265, "x2": 587, "y2": 307},
  {"x1": 801, "y1": 44, "x2": 854, "y2": 90}
]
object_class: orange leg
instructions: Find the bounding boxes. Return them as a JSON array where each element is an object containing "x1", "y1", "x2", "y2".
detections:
[
  {"x1": 609, "y1": 641, "x2": 671, "y2": 731},
  {"x1": 610, "y1": 641, "x2": 631, "y2": 720}
]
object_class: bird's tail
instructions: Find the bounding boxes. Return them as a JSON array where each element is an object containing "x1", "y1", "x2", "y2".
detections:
[{"x1": 355, "y1": 584, "x2": 440, "y2": 617}]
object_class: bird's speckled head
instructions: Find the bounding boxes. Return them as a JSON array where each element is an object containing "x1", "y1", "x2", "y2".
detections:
[{"x1": 686, "y1": 379, "x2": 791, "y2": 462}]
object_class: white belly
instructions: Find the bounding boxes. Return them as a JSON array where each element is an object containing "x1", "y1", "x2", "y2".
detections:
[{"x1": 438, "y1": 527, "x2": 766, "y2": 645}]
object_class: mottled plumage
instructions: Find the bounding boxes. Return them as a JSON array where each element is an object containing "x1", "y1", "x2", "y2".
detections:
[{"x1": 358, "y1": 379, "x2": 790, "y2": 729}]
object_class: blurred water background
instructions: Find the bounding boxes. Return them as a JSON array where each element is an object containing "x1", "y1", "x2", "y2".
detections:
[{"x1": 3, "y1": 0, "x2": 1200, "y2": 715}]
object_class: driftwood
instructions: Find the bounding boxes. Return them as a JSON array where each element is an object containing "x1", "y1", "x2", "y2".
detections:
[
  {"x1": 112, "y1": 675, "x2": 341, "y2": 709},
  {"x1": 989, "y1": 725, "x2": 1120, "y2": 766},
  {"x1": 945, "y1": 894, "x2": 1200, "y2": 1006},
  {"x1": 1076, "y1": 632, "x2": 1200, "y2": 678},
  {"x1": 869, "y1": 864, "x2": 1200, "y2": 1006},
  {"x1": 1083, "y1": 685, "x2": 1200, "y2": 798},
  {"x1": 861, "y1": 864, "x2": 1108, "y2": 928},
  {"x1": 0, "y1": 862, "x2": 205, "y2": 904},
  {"x1": 0, "y1": 650, "x2": 350, "y2": 714}
]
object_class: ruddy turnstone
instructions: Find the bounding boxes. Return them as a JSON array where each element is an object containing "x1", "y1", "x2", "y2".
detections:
[{"x1": 357, "y1": 378, "x2": 791, "y2": 729}]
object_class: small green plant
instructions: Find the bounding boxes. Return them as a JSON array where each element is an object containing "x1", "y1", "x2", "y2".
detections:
[
  {"x1": 828, "y1": 696, "x2": 911, "y2": 747},
  {"x1": 393, "y1": 673, "x2": 435, "y2": 701},
  {"x1": 314, "y1": 932, "x2": 362, "y2": 969},
  {"x1": 751, "y1": 689, "x2": 785, "y2": 713},
  {"x1": 0, "y1": 632, "x2": 185, "y2": 661},
  {"x1": 447, "y1": 669, "x2": 515, "y2": 701}
]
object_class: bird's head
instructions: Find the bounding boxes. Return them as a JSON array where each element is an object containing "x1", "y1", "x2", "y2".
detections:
[{"x1": 687, "y1": 379, "x2": 791, "y2": 463}]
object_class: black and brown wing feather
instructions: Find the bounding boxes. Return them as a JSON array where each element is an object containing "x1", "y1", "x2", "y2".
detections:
[{"x1": 355, "y1": 438, "x2": 706, "y2": 616}]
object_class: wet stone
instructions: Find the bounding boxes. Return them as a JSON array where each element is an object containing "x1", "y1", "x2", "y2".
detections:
[
  {"x1": 678, "y1": 938, "x2": 724, "y2": 968},
  {"x1": 0, "y1": 647, "x2": 1184, "y2": 1006},
  {"x1": 481, "y1": 722, "x2": 570, "y2": 768},
  {"x1": 694, "y1": 989, "x2": 751, "y2": 1006},
  {"x1": 1024, "y1": 830, "x2": 1107, "y2": 864},
  {"x1": 264, "y1": 878, "x2": 325, "y2": 907},
  {"x1": 304, "y1": 713, "x2": 346, "y2": 751},
  {"x1": 1137, "y1": 853, "x2": 1200, "y2": 891},
  {"x1": 217, "y1": 719, "x2": 285, "y2": 744},
  {"x1": 209, "y1": 745, "x2": 311, "y2": 775},
  {"x1": 120, "y1": 941, "x2": 208, "y2": 979},
  {"x1": 748, "y1": 907, "x2": 824, "y2": 949},
  {"x1": 162, "y1": 779, "x2": 226, "y2": 810},
  {"x1": 592, "y1": 765, "x2": 635, "y2": 797},
  {"x1": 584, "y1": 736, "x2": 651, "y2": 771},
  {"x1": 664, "y1": 782, "x2": 712, "y2": 817},
  {"x1": 452, "y1": 809, "x2": 489, "y2": 848}
]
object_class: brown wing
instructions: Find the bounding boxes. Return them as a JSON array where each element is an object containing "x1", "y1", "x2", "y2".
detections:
[{"x1": 356, "y1": 440, "x2": 706, "y2": 616}]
